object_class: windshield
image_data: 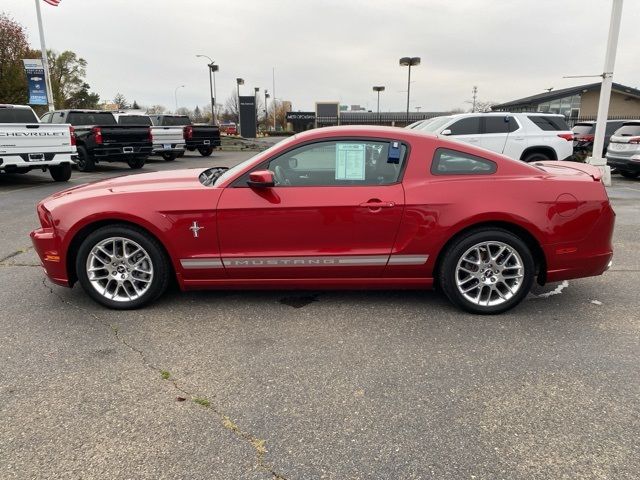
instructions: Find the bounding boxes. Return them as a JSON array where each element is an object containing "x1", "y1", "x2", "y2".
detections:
[
  {"x1": 572, "y1": 124, "x2": 594, "y2": 135},
  {"x1": 212, "y1": 135, "x2": 299, "y2": 185},
  {"x1": 118, "y1": 115, "x2": 152, "y2": 126},
  {"x1": 416, "y1": 116, "x2": 452, "y2": 133}
]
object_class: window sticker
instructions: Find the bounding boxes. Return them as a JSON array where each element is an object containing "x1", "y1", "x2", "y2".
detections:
[
  {"x1": 388, "y1": 141, "x2": 401, "y2": 164},
  {"x1": 335, "y1": 143, "x2": 366, "y2": 180}
]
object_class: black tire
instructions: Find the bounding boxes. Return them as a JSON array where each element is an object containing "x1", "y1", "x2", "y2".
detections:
[
  {"x1": 49, "y1": 163, "x2": 72, "y2": 182},
  {"x1": 186, "y1": 147, "x2": 196, "y2": 152},
  {"x1": 75, "y1": 224, "x2": 171, "y2": 309},
  {"x1": 177, "y1": 151, "x2": 186, "y2": 157},
  {"x1": 197, "y1": 146, "x2": 214, "y2": 157},
  {"x1": 127, "y1": 157, "x2": 146, "y2": 169},
  {"x1": 619, "y1": 170, "x2": 639, "y2": 179},
  {"x1": 162, "y1": 152, "x2": 178, "y2": 161},
  {"x1": 522, "y1": 151, "x2": 552, "y2": 163},
  {"x1": 439, "y1": 228, "x2": 535, "y2": 314},
  {"x1": 75, "y1": 146, "x2": 95, "y2": 172}
]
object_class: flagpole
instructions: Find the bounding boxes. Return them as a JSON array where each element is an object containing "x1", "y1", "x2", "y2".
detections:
[{"x1": 34, "y1": 0, "x2": 55, "y2": 111}]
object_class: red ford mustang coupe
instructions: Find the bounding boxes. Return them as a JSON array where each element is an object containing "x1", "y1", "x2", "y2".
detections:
[{"x1": 31, "y1": 126, "x2": 614, "y2": 314}]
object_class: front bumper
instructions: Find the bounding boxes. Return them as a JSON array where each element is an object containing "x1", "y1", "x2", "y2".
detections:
[{"x1": 30, "y1": 227, "x2": 70, "y2": 287}]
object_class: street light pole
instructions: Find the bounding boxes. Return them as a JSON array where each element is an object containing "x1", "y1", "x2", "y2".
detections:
[
  {"x1": 264, "y1": 90, "x2": 270, "y2": 132},
  {"x1": 254, "y1": 87, "x2": 260, "y2": 134},
  {"x1": 174, "y1": 84, "x2": 185, "y2": 112},
  {"x1": 196, "y1": 54, "x2": 218, "y2": 125},
  {"x1": 236, "y1": 78, "x2": 244, "y2": 136},
  {"x1": 373, "y1": 86, "x2": 385, "y2": 124},
  {"x1": 588, "y1": 0, "x2": 624, "y2": 187},
  {"x1": 400, "y1": 57, "x2": 421, "y2": 124},
  {"x1": 34, "y1": 0, "x2": 55, "y2": 111}
]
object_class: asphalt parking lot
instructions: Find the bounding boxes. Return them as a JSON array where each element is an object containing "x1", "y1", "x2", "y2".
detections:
[{"x1": 1, "y1": 151, "x2": 639, "y2": 479}]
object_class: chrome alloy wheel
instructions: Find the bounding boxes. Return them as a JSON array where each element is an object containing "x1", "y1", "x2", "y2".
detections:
[
  {"x1": 85, "y1": 237, "x2": 153, "y2": 302},
  {"x1": 455, "y1": 241, "x2": 525, "y2": 307}
]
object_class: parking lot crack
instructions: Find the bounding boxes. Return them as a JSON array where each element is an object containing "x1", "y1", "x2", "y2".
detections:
[
  {"x1": 40, "y1": 278, "x2": 289, "y2": 480},
  {"x1": 0, "y1": 246, "x2": 33, "y2": 263}
]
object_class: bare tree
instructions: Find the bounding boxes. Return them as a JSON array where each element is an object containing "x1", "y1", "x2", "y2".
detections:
[
  {"x1": 146, "y1": 104, "x2": 167, "y2": 115},
  {"x1": 223, "y1": 90, "x2": 239, "y2": 123},
  {"x1": 113, "y1": 92, "x2": 128, "y2": 109}
]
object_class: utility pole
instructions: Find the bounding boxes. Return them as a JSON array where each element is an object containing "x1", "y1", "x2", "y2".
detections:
[
  {"x1": 472, "y1": 86, "x2": 478, "y2": 113},
  {"x1": 34, "y1": 0, "x2": 55, "y2": 111},
  {"x1": 272, "y1": 67, "x2": 277, "y2": 131},
  {"x1": 588, "y1": 0, "x2": 624, "y2": 187}
]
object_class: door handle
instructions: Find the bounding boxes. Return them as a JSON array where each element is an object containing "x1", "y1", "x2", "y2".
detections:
[{"x1": 360, "y1": 200, "x2": 395, "y2": 208}]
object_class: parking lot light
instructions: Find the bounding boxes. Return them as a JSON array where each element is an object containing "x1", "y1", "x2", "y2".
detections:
[
  {"x1": 195, "y1": 54, "x2": 218, "y2": 125},
  {"x1": 399, "y1": 57, "x2": 421, "y2": 124},
  {"x1": 373, "y1": 86, "x2": 385, "y2": 124},
  {"x1": 236, "y1": 78, "x2": 244, "y2": 135},
  {"x1": 174, "y1": 84, "x2": 185, "y2": 113}
]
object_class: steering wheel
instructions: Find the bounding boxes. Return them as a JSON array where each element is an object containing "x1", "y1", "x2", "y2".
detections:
[{"x1": 274, "y1": 165, "x2": 291, "y2": 186}]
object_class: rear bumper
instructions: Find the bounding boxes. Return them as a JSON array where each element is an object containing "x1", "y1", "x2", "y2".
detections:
[
  {"x1": 30, "y1": 227, "x2": 70, "y2": 287},
  {"x1": 543, "y1": 202, "x2": 615, "y2": 283},
  {"x1": 186, "y1": 139, "x2": 221, "y2": 149},
  {"x1": 152, "y1": 142, "x2": 185, "y2": 154},
  {"x1": 0, "y1": 152, "x2": 75, "y2": 171},
  {"x1": 606, "y1": 154, "x2": 640, "y2": 172},
  {"x1": 93, "y1": 144, "x2": 153, "y2": 158}
]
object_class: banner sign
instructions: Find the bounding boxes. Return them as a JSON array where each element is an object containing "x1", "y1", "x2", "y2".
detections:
[{"x1": 22, "y1": 59, "x2": 48, "y2": 106}]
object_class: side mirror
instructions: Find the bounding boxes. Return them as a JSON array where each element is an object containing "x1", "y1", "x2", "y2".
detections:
[
  {"x1": 247, "y1": 170, "x2": 275, "y2": 188},
  {"x1": 440, "y1": 129, "x2": 452, "y2": 136}
]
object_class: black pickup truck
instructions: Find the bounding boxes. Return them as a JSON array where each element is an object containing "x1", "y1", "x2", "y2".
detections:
[
  {"x1": 149, "y1": 115, "x2": 221, "y2": 157},
  {"x1": 41, "y1": 110, "x2": 152, "y2": 171}
]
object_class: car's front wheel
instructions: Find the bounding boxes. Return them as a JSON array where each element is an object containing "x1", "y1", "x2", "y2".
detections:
[
  {"x1": 439, "y1": 229, "x2": 535, "y2": 314},
  {"x1": 76, "y1": 225, "x2": 171, "y2": 309}
]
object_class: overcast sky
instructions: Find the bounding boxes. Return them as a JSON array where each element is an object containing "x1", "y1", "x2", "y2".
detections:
[{"x1": 4, "y1": 0, "x2": 640, "y2": 113}]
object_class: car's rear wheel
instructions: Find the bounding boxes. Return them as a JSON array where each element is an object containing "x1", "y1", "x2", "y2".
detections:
[
  {"x1": 76, "y1": 146, "x2": 95, "y2": 172},
  {"x1": 162, "y1": 152, "x2": 178, "y2": 161},
  {"x1": 49, "y1": 163, "x2": 72, "y2": 182},
  {"x1": 198, "y1": 146, "x2": 214, "y2": 156},
  {"x1": 619, "y1": 170, "x2": 639, "y2": 179},
  {"x1": 127, "y1": 157, "x2": 146, "y2": 169},
  {"x1": 76, "y1": 225, "x2": 170, "y2": 309},
  {"x1": 522, "y1": 152, "x2": 551, "y2": 163},
  {"x1": 439, "y1": 229, "x2": 535, "y2": 314}
]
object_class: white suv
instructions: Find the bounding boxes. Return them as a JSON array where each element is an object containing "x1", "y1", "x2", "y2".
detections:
[{"x1": 413, "y1": 112, "x2": 574, "y2": 162}]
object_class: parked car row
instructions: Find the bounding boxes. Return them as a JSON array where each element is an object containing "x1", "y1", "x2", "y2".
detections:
[
  {"x1": 408, "y1": 112, "x2": 574, "y2": 162},
  {"x1": 0, "y1": 104, "x2": 222, "y2": 181}
]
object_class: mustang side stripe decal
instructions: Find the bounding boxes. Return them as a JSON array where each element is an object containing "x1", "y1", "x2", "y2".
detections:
[{"x1": 180, "y1": 255, "x2": 428, "y2": 269}]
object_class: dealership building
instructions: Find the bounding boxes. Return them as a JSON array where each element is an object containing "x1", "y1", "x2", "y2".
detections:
[{"x1": 492, "y1": 82, "x2": 640, "y2": 118}]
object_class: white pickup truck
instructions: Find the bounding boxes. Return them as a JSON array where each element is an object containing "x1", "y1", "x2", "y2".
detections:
[
  {"x1": 0, "y1": 104, "x2": 76, "y2": 182},
  {"x1": 112, "y1": 112, "x2": 185, "y2": 161}
]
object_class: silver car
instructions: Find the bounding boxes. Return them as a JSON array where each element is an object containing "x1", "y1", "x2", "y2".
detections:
[{"x1": 606, "y1": 122, "x2": 640, "y2": 179}]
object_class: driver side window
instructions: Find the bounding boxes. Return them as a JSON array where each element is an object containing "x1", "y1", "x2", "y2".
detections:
[{"x1": 266, "y1": 140, "x2": 406, "y2": 186}]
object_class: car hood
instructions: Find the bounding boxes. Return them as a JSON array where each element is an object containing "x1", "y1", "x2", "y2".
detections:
[{"x1": 52, "y1": 168, "x2": 205, "y2": 198}]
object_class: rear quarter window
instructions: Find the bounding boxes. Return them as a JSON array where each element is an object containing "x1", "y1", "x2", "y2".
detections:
[
  {"x1": 528, "y1": 115, "x2": 570, "y2": 131},
  {"x1": 431, "y1": 148, "x2": 497, "y2": 175}
]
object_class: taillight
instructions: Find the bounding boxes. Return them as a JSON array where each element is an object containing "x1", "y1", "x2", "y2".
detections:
[
  {"x1": 628, "y1": 137, "x2": 640, "y2": 144},
  {"x1": 69, "y1": 126, "x2": 76, "y2": 146},
  {"x1": 92, "y1": 126, "x2": 103, "y2": 145},
  {"x1": 147, "y1": 127, "x2": 153, "y2": 142},
  {"x1": 557, "y1": 133, "x2": 574, "y2": 141},
  {"x1": 37, "y1": 203, "x2": 53, "y2": 229},
  {"x1": 184, "y1": 125, "x2": 193, "y2": 140}
]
